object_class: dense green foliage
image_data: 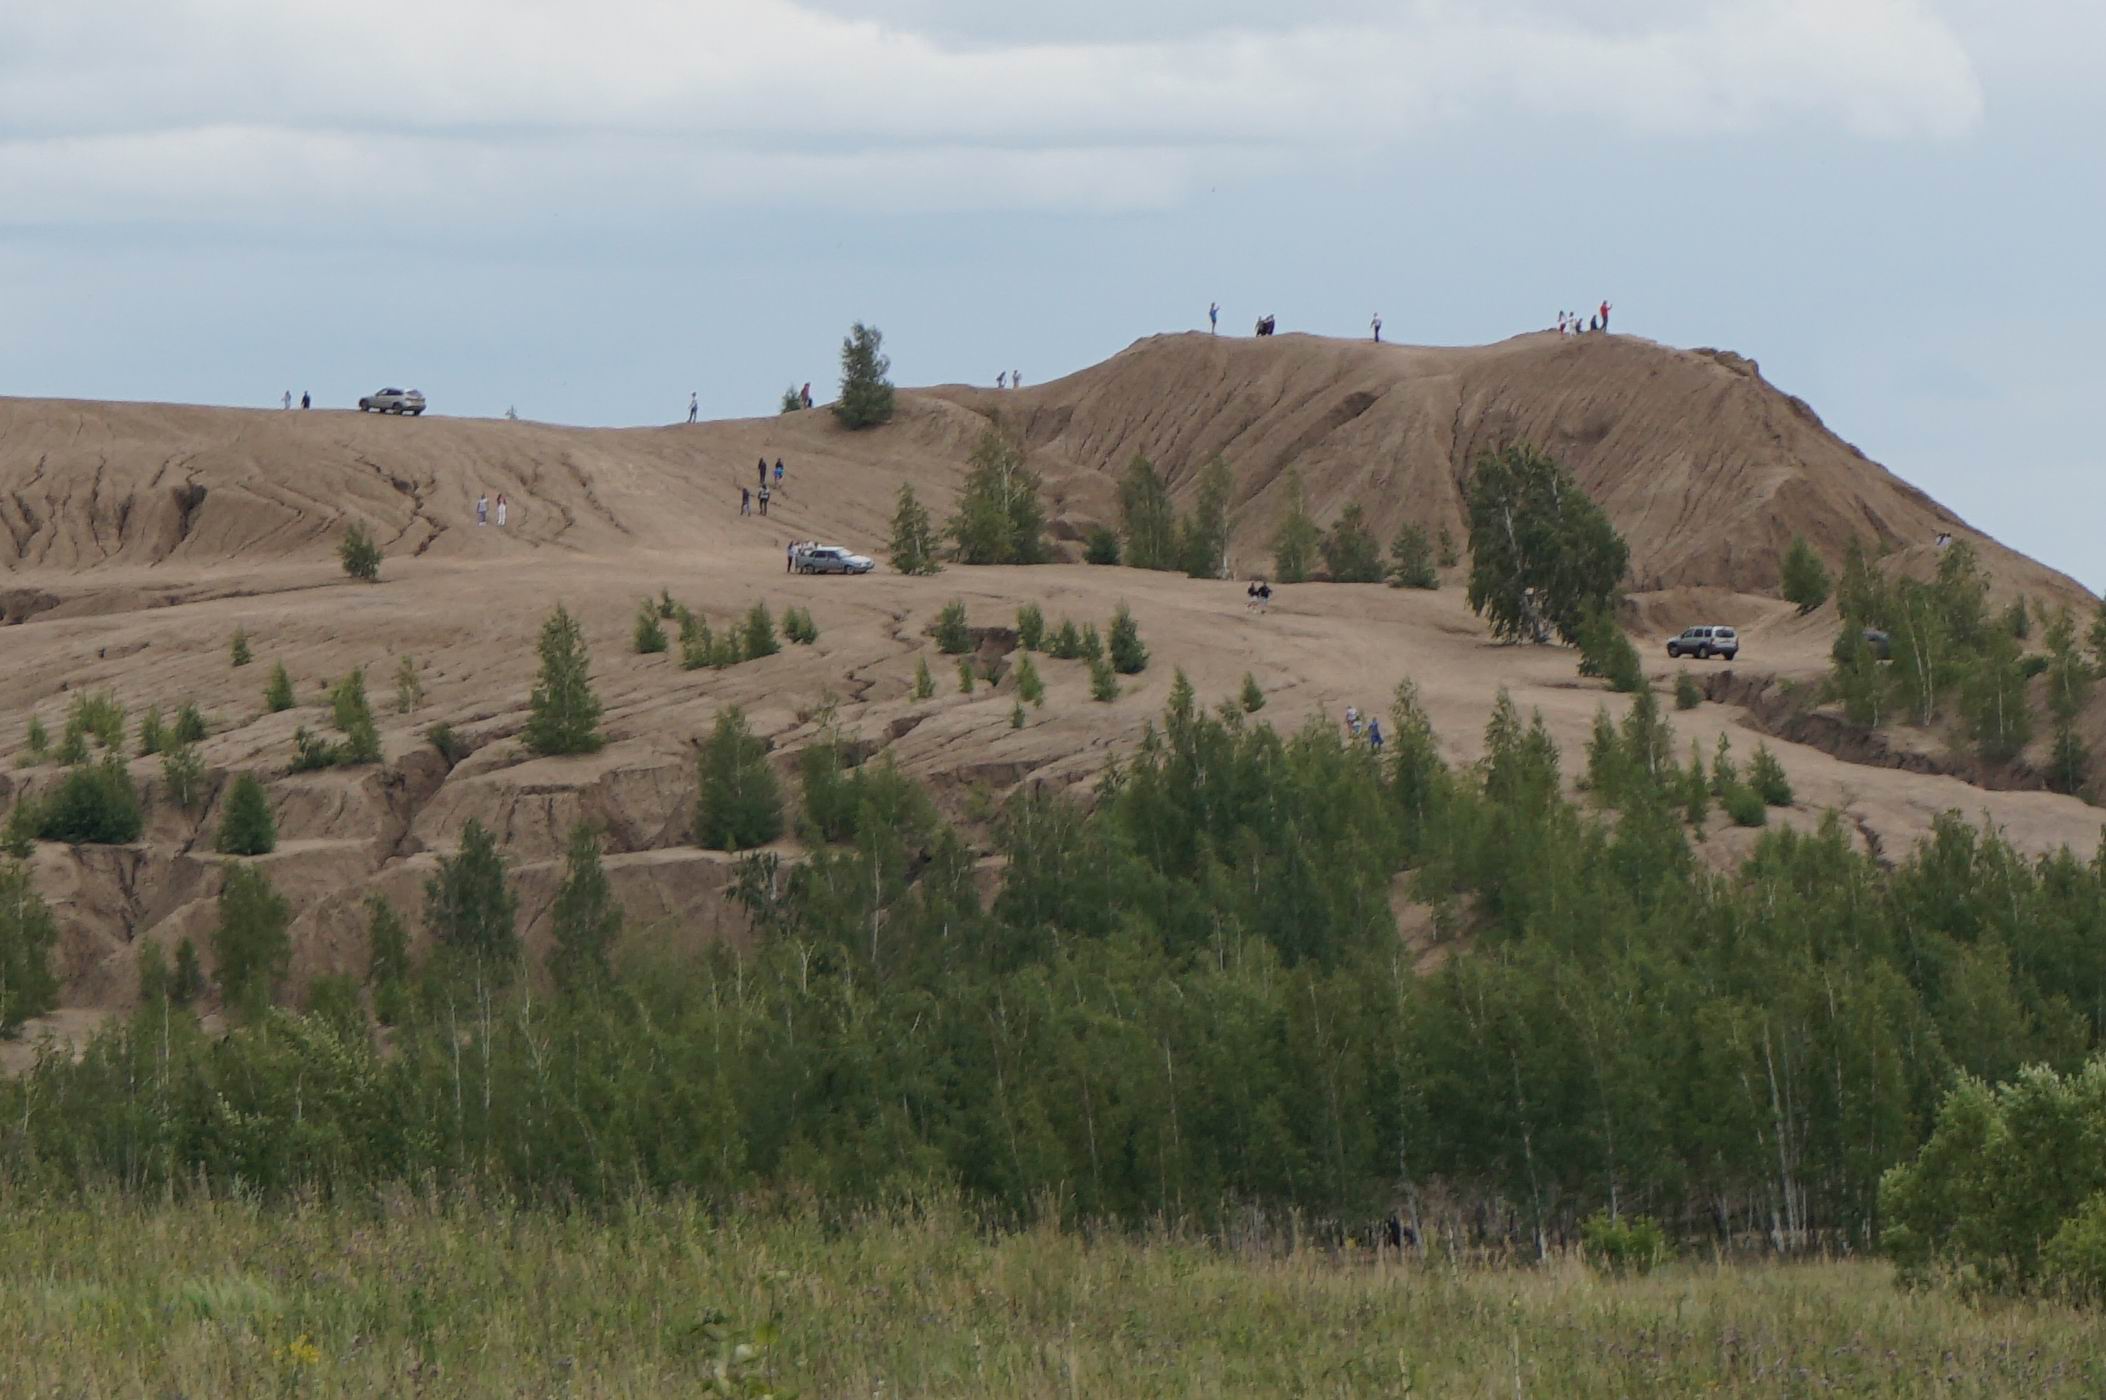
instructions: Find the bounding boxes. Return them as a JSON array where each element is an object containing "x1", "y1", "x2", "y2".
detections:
[
  {"x1": 633, "y1": 598, "x2": 668, "y2": 654},
  {"x1": 1083, "y1": 525, "x2": 1121, "y2": 566},
  {"x1": 934, "y1": 600, "x2": 972, "y2": 654},
  {"x1": 34, "y1": 757, "x2": 143, "y2": 845},
  {"x1": 1177, "y1": 458, "x2": 1234, "y2": 579},
  {"x1": 1116, "y1": 456, "x2": 1178, "y2": 571},
  {"x1": 1107, "y1": 603, "x2": 1148, "y2": 675},
  {"x1": 1088, "y1": 654, "x2": 1119, "y2": 702},
  {"x1": 887, "y1": 484, "x2": 941, "y2": 575},
  {"x1": 212, "y1": 864, "x2": 292, "y2": 1020},
  {"x1": 1781, "y1": 535, "x2": 1831, "y2": 614},
  {"x1": 695, "y1": 708, "x2": 783, "y2": 852},
  {"x1": 229, "y1": 628, "x2": 252, "y2": 667},
  {"x1": 159, "y1": 743, "x2": 205, "y2": 810},
  {"x1": 1269, "y1": 470, "x2": 1320, "y2": 584},
  {"x1": 834, "y1": 322, "x2": 896, "y2": 429},
  {"x1": 135, "y1": 706, "x2": 163, "y2": 757},
  {"x1": 1576, "y1": 607, "x2": 1646, "y2": 693},
  {"x1": 548, "y1": 822, "x2": 623, "y2": 991},
  {"x1": 741, "y1": 602, "x2": 781, "y2": 659},
  {"x1": 264, "y1": 662, "x2": 295, "y2": 713},
  {"x1": 1239, "y1": 673, "x2": 1266, "y2": 713},
  {"x1": 912, "y1": 656, "x2": 935, "y2": 700},
  {"x1": 4, "y1": 677, "x2": 2105, "y2": 1292},
  {"x1": 1015, "y1": 604, "x2": 1045, "y2": 652},
  {"x1": 1388, "y1": 522, "x2": 1438, "y2": 589},
  {"x1": 947, "y1": 426, "x2": 1049, "y2": 565},
  {"x1": 1884, "y1": 1060, "x2": 2106, "y2": 1301},
  {"x1": 1320, "y1": 504, "x2": 1384, "y2": 583},
  {"x1": 0, "y1": 859, "x2": 60, "y2": 1034},
  {"x1": 338, "y1": 522, "x2": 382, "y2": 582},
  {"x1": 423, "y1": 818, "x2": 518, "y2": 975},
  {"x1": 395, "y1": 657, "x2": 423, "y2": 714},
  {"x1": 1673, "y1": 672, "x2": 1703, "y2": 711},
  {"x1": 523, "y1": 603, "x2": 604, "y2": 756},
  {"x1": 1466, "y1": 444, "x2": 1629, "y2": 645},
  {"x1": 783, "y1": 606, "x2": 818, "y2": 645},
  {"x1": 214, "y1": 773, "x2": 277, "y2": 856}
]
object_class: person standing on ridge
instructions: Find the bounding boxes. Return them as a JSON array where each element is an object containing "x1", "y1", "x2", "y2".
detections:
[
  {"x1": 1013, "y1": 370, "x2": 1022, "y2": 389},
  {"x1": 300, "y1": 391, "x2": 310, "y2": 410},
  {"x1": 688, "y1": 391, "x2": 699, "y2": 424},
  {"x1": 1372, "y1": 313, "x2": 1383, "y2": 343},
  {"x1": 282, "y1": 390, "x2": 291, "y2": 410},
  {"x1": 1600, "y1": 300, "x2": 1612, "y2": 332},
  {"x1": 757, "y1": 458, "x2": 768, "y2": 491},
  {"x1": 801, "y1": 382, "x2": 813, "y2": 409},
  {"x1": 997, "y1": 371, "x2": 1007, "y2": 389},
  {"x1": 1209, "y1": 302, "x2": 1219, "y2": 334}
]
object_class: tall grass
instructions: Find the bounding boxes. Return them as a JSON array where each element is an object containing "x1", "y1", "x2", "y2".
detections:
[{"x1": 1, "y1": 1193, "x2": 2100, "y2": 1396}]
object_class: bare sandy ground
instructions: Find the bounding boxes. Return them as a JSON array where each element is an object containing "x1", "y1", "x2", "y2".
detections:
[{"x1": 1, "y1": 332, "x2": 2099, "y2": 1042}]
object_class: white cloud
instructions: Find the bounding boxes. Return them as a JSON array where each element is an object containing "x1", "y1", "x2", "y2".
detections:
[{"x1": 0, "y1": 0, "x2": 1984, "y2": 225}]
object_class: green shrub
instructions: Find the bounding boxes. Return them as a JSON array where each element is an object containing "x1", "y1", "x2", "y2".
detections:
[
  {"x1": 547, "y1": 821, "x2": 623, "y2": 992},
  {"x1": 1749, "y1": 744, "x2": 1794, "y2": 807},
  {"x1": 1388, "y1": 522, "x2": 1438, "y2": 589},
  {"x1": 395, "y1": 656, "x2": 423, "y2": 713},
  {"x1": 1240, "y1": 673, "x2": 1266, "y2": 713},
  {"x1": 1080, "y1": 624, "x2": 1104, "y2": 663},
  {"x1": 1089, "y1": 655, "x2": 1119, "y2": 703},
  {"x1": 1010, "y1": 703, "x2": 1026, "y2": 729},
  {"x1": 2042, "y1": 1194, "x2": 2106, "y2": 1305},
  {"x1": 695, "y1": 708, "x2": 783, "y2": 851},
  {"x1": 265, "y1": 663, "x2": 295, "y2": 713},
  {"x1": 1577, "y1": 608, "x2": 1646, "y2": 694},
  {"x1": 424, "y1": 817, "x2": 519, "y2": 976},
  {"x1": 54, "y1": 726, "x2": 88, "y2": 766},
  {"x1": 1048, "y1": 620, "x2": 1083, "y2": 660},
  {"x1": 956, "y1": 658, "x2": 975, "y2": 694},
  {"x1": 912, "y1": 657, "x2": 935, "y2": 701},
  {"x1": 23, "y1": 716, "x2": 49, "y2": 764},
  {"x1": 2020, "y1": 654, "x2": 2051, "y2": 681},
  {"x1": 1780, "y1": 535, "x2": 1831, "y2": 614},
  {"x1": 329, "y1": 669, "x2": 370, "y2": 734},
  {"x1": 137, "y1": 706, "x2": 165, "y2": 756},
  {"x1": 0, "y1": 860, "x2": 59, "y2": 1033},
  {"x1": 69, "y1": 690, "x2": 127, "y2": 752},
  {"x1": 634, "y1": 599, "x2": 669, "y2": 654},
  {"x1": 1436, "y1": 525, "x2": 1461, "y2": 569},
  {"x1": 783, "y1": 606, "x2": 818, "y2": 645},
  {"x1": 657, "y1": 589, "x2": 678, "y2": 620},
  {"x1": 1016, "y1": 604, "x2": 1046, "y2": 652},
  {"x1": 1581, "y1": 1212, "x2": 1669, "y2": 1277},
  {"x1": 1722, "y1": 784, "x2": 1767, "y2": 828},
  {"x1": 1014, "y1": 654, "x2": 1045, "y2": 707},
  {"x1": 524, "y1": 604, "x2": 604, "y2": 756},
  {"x1": 171, "y1": 937, "x2": 204, "y2": 1005},
  {"x1": 741, "y1": 602, "x2": 781, "y2": 659},
  {"x1": 36, "y1": 756, "x2": 144, "y2": 845},
  {"x1": 215, "y1": 773, "x2": 277, "y2": 856},
  {"x1": 833, "y1": 321, "x2": 895, "y2": 430},
  {"x1": 935, "y1": 600, "x2": 972, "y2": 655},
  {"x1": 2, "y1": 799, "x2": 36, "y2": 858},
  {"x1": 1673, "y1": 672, "x2": 1703, "y2": 711},
  {"x1": 290, "y1": 726, "x2": 339, "y2": 772},
  {"x1": 1321, "y1": 504, "x2": 1385, "y2": 583},
  {"x1": 1084, "y1": 526, "x2": 1121, "y2": 566},
  {"x1": 160, "y1": 742, "x2": 206, "y2": 809},
  {"x1": 365, "y1": 896, "x2": 411, "y2": 1025},
  {"x1": 340, "y1": 522, "x2": 382, "y2": 582},
  {"x1": 172, "y1": 702, "x2": 208, "y2": 746},
  {"x1": 213, "y1": 864, "x2": 291, "y2": 1019},
  {"x1": 230, "y1": 628, "x2": 253, "y2": 667},
  {"x1": 1108, "y1": 604, "x2": 1148, "y2": 675},
  {"x1": 888, "y1": 484, "x2": 942, "y2": 576},
  {"x1": 303, "y1": 973, "x2": 368, "y2": 1040},
  {"x1": 427, "y1": 722, "x2": 467, "y2": 767}
]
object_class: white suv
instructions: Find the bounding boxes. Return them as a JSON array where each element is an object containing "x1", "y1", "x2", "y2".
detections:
[
  {"x1": 1666, "y1": 625, "x2": 1738, "y2": 661},
  {"x1": 358, "y1": 387, "x2": 426, "y2": 415}
]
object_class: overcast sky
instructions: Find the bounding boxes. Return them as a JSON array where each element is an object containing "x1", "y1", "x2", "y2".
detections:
[{"x1": 3, "y1": 0, "x2": 2099, "y2": 590}]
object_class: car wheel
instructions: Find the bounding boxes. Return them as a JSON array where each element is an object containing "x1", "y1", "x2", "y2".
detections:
[
  {"x1": 1696, "y1": 645, "x2": 1711, "y2": 660},
  {"x1": 411, "y1": 408, "x2": 423, "y2": 417},
  {"x1": 1666, "y1": 644, "x2": 1679, "y2": 659}
]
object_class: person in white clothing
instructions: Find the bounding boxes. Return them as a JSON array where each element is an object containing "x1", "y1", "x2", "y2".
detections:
[
  {"x1": 495, "y1": 494, "x2": 508, "y2": 528},
  {"x1": 282, "y1": 390, "x2": 292, "y2": 410}
]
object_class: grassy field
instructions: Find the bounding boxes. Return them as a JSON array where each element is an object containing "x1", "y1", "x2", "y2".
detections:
[{"x1": 2, "y1": 1195, "x2": 2101, "y2": 1397}]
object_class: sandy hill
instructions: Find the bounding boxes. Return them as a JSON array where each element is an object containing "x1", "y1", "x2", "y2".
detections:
[{"x1": 1, "y1": 333, "x2": 2100, "y2": 1049}]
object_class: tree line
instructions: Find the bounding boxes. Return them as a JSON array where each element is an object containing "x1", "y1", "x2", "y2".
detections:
[{"x1": 7, "y1": 669, "x2": 2105, "y2": 1268}]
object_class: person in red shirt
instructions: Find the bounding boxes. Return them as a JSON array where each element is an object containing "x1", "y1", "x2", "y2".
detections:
[{"x1": 1600, "y1": 300, "x2": 1612, "y2": 332}]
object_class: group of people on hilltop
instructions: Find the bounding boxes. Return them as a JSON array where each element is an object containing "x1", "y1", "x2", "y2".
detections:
[
  {"x1": 1559, "y1": 301, "x2": 1613, "y2": 336},
  {"x1": 994, "y1": 370, "x2": 1024, "y2": 389},
  {"x1": 740, "y1": 457, "x2": 787, "y2": 516},
  {"x1": 280, "y1": 390, "x2": 311, "y2": 410},
  {"x1": 1342, "y1": 705, "x2": 1385, "y2": 753}
]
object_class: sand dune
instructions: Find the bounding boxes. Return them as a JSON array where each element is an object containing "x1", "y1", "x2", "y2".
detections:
[{"x1": 1, "y1": 332, "x2": 2099, "y2": 1036}]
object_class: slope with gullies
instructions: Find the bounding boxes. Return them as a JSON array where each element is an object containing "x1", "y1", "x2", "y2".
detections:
[{"x1": 0, "y1": 333, "x2": 2100, "y2": 1041}]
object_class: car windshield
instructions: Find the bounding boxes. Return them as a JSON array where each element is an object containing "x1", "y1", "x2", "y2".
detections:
[{"x1": 379, "y1": 388, "x2": 400, "y2": 395}]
